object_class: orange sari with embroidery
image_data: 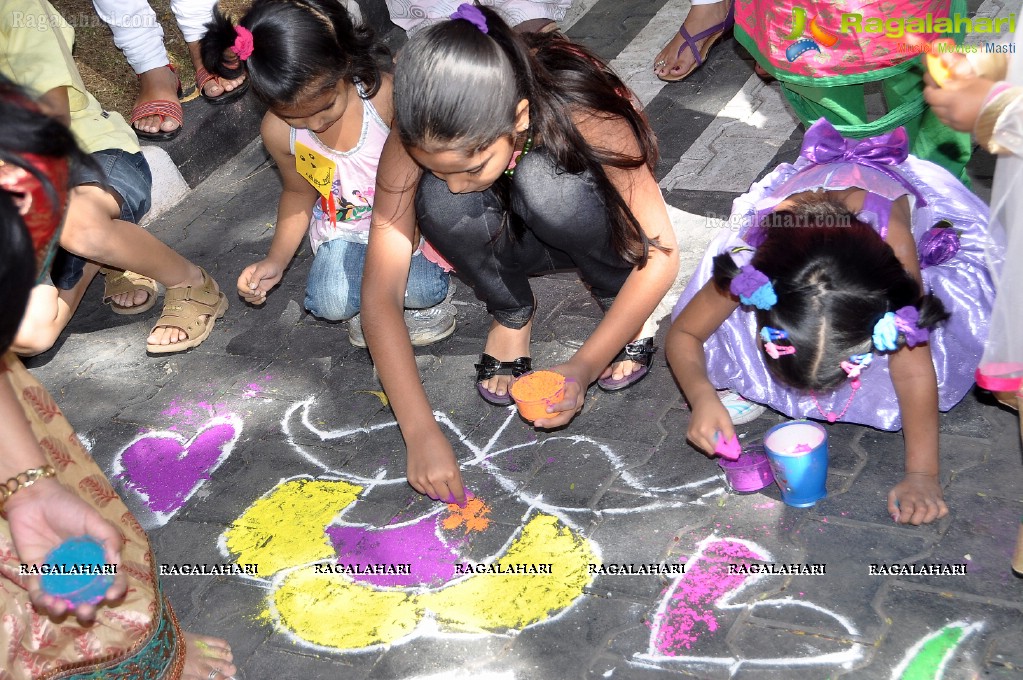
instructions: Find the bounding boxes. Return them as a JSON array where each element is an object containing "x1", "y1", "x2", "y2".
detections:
[{"x1": 0, "y1": 352, "x2": 185, "y2": 680}]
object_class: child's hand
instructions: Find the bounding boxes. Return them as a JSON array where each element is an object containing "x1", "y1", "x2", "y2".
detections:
[
  {"x1": 687, "y1": 396, "x2": 734, "y2": 457},
  {"x1": 532, "y1": 362, "x2": 588, "y2": 429},
  {"x1": 407, "y1": 430, "x2": 466, "y2": 506},
  {"x1": 237, "y1": 259, "x2": 284, "y2": 304},
  {"x1": 923, "y1": 75, "x2": 997, "y2": 133},
  {"x1": 888, "y1": 472, "x2": 948, "y2": 525}
]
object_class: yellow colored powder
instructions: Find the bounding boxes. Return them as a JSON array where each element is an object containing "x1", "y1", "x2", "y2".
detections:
[{"x1": 223, "y1": 478, "x2": 361, "y2": 576}]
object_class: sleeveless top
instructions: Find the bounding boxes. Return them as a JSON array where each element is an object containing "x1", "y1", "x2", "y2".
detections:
[{"x1": 290, "y1": 82, "x2": 389, "y2": 253}]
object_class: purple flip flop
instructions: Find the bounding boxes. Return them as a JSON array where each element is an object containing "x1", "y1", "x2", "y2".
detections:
[
  {"x1": 475, "y1": 354, "x2": 532, "y2": 406},
  {"x1": 597, "y1": 337, "x2": 656, "y2": 392}
]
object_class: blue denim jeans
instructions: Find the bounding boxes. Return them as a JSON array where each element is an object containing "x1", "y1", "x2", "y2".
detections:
[
  {"x1": 304, "y1": 238, "x2": 450, "y2": 321},
  {"x1": 52, "y1": 149, "x2": 153, "y2": 290}
]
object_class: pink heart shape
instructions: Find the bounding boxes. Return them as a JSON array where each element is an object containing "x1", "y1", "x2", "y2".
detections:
[{"x1": 116, "y1": 416, "x2": 242, "y2": 516}]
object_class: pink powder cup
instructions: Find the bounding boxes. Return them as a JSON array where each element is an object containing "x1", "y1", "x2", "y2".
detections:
[{"x1": 717, "y1": 443, "x2": 775, "y2": 493}]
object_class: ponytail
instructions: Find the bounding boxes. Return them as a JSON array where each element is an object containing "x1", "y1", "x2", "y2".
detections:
[
  {"x1": 394, "y1": 4, "x2": 664, "y2": 266},
  {"x1": 201, "y1": 0, "x2": 387, "y2": 107}
]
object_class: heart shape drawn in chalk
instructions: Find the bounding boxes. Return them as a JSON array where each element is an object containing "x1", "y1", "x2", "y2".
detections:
[{"x1": 113, "y1": 415, "x2": 243, "y2": 525}]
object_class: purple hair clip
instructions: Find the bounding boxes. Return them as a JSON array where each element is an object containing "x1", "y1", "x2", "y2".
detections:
[
  {"x1": 730, "y1": 265, "x2": 777, "y2": 310},
  {"x1": 450, "y1": 3, "x2": 488, "y2": 33},
  {"x1": 894, "y1": 306, "x2": 929, "y2": 347}
]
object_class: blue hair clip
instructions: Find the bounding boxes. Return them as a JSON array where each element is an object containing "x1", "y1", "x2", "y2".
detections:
[
  {"x1": 450, "y1": 3, "x2": 488, "y2": 33},
  {"x1": 759, "y1": 326, "x2": 788, "y2": 343}
]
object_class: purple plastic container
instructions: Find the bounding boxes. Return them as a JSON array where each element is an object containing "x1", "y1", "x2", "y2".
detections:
[{"x1": 717, "y1": 443, "x2": 775, "y2": 493}]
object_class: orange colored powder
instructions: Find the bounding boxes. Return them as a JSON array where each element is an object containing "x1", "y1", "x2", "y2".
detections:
[{"x1": 511, "y1": 370, "x2": 566, "y2": 401}]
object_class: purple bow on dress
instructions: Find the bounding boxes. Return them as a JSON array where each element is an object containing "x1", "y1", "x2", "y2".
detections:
[{"x1": 798, "y1": 119, "x2": 928, "y2": 208}]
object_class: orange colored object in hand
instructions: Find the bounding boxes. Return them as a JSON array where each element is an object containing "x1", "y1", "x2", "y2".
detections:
[
  {"x1": 925, "y1": 40, "x2": 957, "y2": 87},
  {"x1": 510, "y1": 370, "x2": 566, "y2": 421}
]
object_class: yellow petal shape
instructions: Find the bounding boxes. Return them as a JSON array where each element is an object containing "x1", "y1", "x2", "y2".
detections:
[
  {"x1": 223, "y1": 478, "x2": 362, "y2": 576},
  {"x1": 423, "y1": 514, "x2": 596, "y2": 631},
  {"x1": 273, "y1": 567, "x2": 422, "y2": 649}
]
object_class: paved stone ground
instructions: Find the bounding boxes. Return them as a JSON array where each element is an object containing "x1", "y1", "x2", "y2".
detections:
[{"x1": 25, "y1": 0, "x2": 1023, "y2": 678}]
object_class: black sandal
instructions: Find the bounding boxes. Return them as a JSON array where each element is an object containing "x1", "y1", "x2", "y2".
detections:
[
  {"x1": 597, "y1": 337, "x2": 656, "y2": 391},
  {"x1": 475, "y1": 353, "x2": 532, "y2": 406}
]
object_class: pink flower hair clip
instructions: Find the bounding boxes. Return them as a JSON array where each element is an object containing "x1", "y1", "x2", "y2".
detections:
[{"x1": 232, "y1": 26, "x2": 254, "y2": 61}]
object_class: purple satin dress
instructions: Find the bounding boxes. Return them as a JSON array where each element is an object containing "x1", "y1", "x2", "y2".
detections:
[{"x1": 672, "y1": 120, "x2": 999, "y2": 431}]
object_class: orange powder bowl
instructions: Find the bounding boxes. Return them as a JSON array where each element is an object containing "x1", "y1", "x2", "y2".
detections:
[{"x1": 509, "y1": 370, "x2": 567, "y2": 421}]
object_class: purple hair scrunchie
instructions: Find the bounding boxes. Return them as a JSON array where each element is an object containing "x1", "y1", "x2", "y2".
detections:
[
  {"x1": 730, "y1": 265, "x2": 777, "y2": 310},
  {"x1": 894, "y1": 305, "x2": 929, "y2": 347},
  {"x1": 450, "y1": 3, "x2": 488, "y2": 33}
]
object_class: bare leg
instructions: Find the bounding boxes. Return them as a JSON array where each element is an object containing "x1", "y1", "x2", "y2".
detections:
[
  {"x1": 480, "y1": 318, "x2": 533, "y2": 400},
  {"x1": 60, "y1": 186, "x2": 216, "y2": 347},
  {"x1": 11, "y1": 262, "x2": 101, "y2": 357}
]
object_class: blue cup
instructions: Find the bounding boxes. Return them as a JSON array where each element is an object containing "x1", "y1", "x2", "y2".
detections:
[{"x1": 764, "y1": 420, "x2": 828, "y2": 508}]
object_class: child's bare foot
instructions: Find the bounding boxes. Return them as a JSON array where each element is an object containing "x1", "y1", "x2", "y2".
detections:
[
  {"x1": 182, "y1": 632, "x2": 237, "y2": 680},
  {"x1": 132, "y1": 66, "x2": 181, "y2": 136},
  {"x1": 653, "y1": 1, "x2": 731, "y2": 81},
  {"x1": 147, "y1": 266, "x2": 228, "y2": 352},
  {"x1": 479, "y1": 318, "x2": 533, "y2": 400}
]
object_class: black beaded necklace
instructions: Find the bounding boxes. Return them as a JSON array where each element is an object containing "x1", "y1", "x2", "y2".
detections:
[{"x1": 503, "y1": 133, "x2": 534, "y2": 177}]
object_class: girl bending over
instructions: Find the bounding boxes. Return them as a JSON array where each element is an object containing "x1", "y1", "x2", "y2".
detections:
[
  {"x1": 362, "y1": 4, "x2": 679, "y2": 504},
  {"x1": 667, "y1": 119, "x2": 998, "y2": 525}
]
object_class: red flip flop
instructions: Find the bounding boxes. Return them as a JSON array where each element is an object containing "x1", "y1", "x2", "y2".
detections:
[
  {"x1": 130, "y1": 65, "x2": 183, "y2": 142},
  {"x1": 196, "y1": 66, "x2": 250, "y2": 105}
]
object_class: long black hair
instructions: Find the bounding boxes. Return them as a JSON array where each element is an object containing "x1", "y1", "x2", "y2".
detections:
[
  {"x1": 712, "y1": 196, "x2": 949, "y2": 391},
  {"x1": 201, "y1": 0, "x2": 387, "y2": 107},
  {"x1": 393, "y1": 5, "x2": 663, "y2": 266},
  {"x1": 0, "y1": 76, "x2": 86, "y2": 352}
]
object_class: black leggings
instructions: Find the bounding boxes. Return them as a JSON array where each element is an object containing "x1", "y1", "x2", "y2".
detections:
[{"x1": 415, "y1": 149, "x2": 633, "y2": 329}]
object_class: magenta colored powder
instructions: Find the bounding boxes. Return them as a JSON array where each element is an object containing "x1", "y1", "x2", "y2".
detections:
[
  {"x1": 652, "y1": 539, "x2": 767, "y2": 654},
  {"x1": 718, "y1": 446, "x2": 774, "y2": 493},
  {"x1": 326, "y1": 514, "x2": 461, "y2": 587},
  {"x1": 118, "y1": 423, "x2": 237, "y2": 513}
]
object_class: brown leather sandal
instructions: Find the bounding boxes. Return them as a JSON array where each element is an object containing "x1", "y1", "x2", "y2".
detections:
[
  {"x1": 101, "y1": 268, "x2": 158, "y2": 315},
  {"x1": 146, "y1": 268, "x2": 228, "y2": 354}
]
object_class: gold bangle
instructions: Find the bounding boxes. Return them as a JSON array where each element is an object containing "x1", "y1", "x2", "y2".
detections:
[{"x1": 0, "y1": 465, "x2": 56, "y2": 511}]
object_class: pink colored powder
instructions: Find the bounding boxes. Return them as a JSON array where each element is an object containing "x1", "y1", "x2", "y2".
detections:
[{"x1": 652, "y1": 539, "x2": 767, "y2": 654}]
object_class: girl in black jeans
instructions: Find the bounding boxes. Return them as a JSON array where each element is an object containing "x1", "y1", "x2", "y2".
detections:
[{"x1": 362, "y1": 4, "x2": 679, "y2": 505}]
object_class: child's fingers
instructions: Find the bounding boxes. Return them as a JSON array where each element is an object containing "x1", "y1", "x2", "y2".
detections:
[{"x1": 886, "y1": 490, "x2": 900, "y2": 521}]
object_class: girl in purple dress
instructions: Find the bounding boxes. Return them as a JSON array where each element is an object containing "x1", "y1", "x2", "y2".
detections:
[{"x1": 666, "y1": 118, "x2": 999, "y2": 526}]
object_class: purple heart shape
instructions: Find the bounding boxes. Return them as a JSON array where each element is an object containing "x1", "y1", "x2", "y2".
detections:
[{"x1": 116, "y1": 416, "x2": 241, "y2": 515}]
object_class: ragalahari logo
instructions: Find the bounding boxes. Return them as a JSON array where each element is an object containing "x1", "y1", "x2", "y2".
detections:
[{"x1": 784, "y1": 6, "x2": 840, "y2": 62}]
